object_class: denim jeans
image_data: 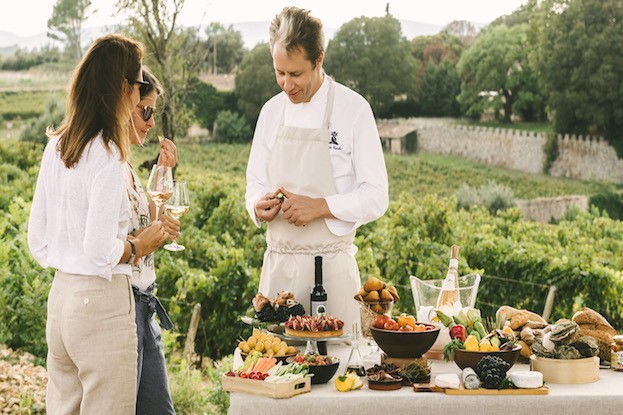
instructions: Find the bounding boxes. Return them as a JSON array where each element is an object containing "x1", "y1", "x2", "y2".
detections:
[{"x1": 134, "y1": 285, "x2": 175, "y2": 415}]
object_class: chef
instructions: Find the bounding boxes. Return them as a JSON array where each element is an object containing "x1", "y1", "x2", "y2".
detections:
[{"x1": 245, "y1": 6, "x2": 389, "y2": 333}]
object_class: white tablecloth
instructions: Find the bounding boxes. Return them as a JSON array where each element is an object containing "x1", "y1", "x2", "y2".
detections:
[{"x1": 228, "y1": 343, "x2": 623, "y2": 415}]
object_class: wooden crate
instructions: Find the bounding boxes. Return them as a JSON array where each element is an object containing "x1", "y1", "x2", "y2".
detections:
[{"x1": 222, "y1": 374, "x2": 311, "y2": 399}]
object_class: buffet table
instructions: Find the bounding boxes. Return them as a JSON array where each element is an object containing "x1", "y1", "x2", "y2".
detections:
[{"x1": 228, "y1": 343, "x2": 623, "y2": 415}]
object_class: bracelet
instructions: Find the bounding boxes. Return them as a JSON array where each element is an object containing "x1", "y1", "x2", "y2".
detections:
[{"x1": 127, "y1": 239, "x2": 137, "y2": 264}]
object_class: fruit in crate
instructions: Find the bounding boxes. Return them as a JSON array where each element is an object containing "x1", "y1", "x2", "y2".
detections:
[
  {"x1": 284, "y1": 315, "x2": 344, "y2": 338},
  {"x1": 252, "y1": 291, "x2": 306, "y2": 322},
  {"x1": 238, "y1": 328, "x2": 297, "y2": 357}
]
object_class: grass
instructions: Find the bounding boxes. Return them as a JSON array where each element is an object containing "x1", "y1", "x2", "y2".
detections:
[
  {"x1": 131, "y1": 140, "x2": 620, "y2": 202},
  {"x1": 0, "y1": 67, "x2": 69, "y2": 92},
  {"x1": 0, "y1": 90, "x2": 65, "y2": 120}
]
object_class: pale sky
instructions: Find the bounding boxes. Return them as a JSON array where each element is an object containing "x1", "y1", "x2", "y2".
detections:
[{"x1": 1, "y1": 0, "x2": 528, "y2": 37}]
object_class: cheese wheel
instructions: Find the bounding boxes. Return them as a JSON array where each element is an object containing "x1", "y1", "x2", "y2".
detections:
[
  {"x1": 434, "y1": 373, "x2": 460, "y2": 389},
  {"x1": 510, "y1": 371, "x2": 543, "y2": 388}
]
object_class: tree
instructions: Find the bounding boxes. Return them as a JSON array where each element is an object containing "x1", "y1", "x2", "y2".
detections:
[
  {"x1": 418, "y1": 61, "x2": 461, "y2": 117},
  {"x1": 234, "y1": 43, "x2": 281, "y2": 125},
  {"x1": 116, "y1": 0, "x2": 207, "y2": 141},
  {"x1": 47, "y1": 0, "x2": 92, "y2": 60},
  {"x1": 537, "y1": 0, "x2": 623, "y2": 146},
  {"x1": 324, "y1": 15, "x2": 417, "y2": 116},
  {"x1": 442, "y1": 20, "x2": 478, "y2": 46},
  {"x1": 205, "y1": 22, "x2": 246, "y2": 74},
  {"x1": 457, "y1": 23, "x2": 544, "y2": 122},
  {"x1": 184, "y1": 77, "x2": 236, "y2": 130}
]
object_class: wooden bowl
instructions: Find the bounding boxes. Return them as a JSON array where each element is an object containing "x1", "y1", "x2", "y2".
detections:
[
  {"x1": 368, "y1": 378, "x2": 403, "y2": 390},
  {"x1": 370, "y1": 325, "x2": 440, "y2": 358},
  {"x1": 453, "y1": 345, "x2": 522, "y2": 371},
  {"x1": 530, "y1": 355, "x2": 599, "y2": 384}
]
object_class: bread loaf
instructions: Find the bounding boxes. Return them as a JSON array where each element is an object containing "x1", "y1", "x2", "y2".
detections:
[{"x1": 572, "y1": 307, "x2": 619, "y2": 362}]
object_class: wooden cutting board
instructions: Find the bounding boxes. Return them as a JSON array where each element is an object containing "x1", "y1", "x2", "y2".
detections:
[{"x1": 444, "y1": 385, "x2": 548, "y2": 395}]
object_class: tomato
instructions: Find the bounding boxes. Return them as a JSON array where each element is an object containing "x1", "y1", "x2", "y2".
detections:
[
  {"x1": 399, "y1": 324, "x2": 414, "y2": 331},
  {"x1": 374, "y1": 314, "x2": 390, "y2": 329},
  {"x1": 383, "y1": 319, "x2": 400, "y2": 331}
]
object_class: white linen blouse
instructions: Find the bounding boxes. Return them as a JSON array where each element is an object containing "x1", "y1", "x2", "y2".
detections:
[{"x1": 28, "y1": 134, "x2": 131, "y2": 280}]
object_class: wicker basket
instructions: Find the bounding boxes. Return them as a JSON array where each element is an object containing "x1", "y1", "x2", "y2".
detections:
[{"x1": 358, "y1": 300, "x2": 393, "y2": 338}]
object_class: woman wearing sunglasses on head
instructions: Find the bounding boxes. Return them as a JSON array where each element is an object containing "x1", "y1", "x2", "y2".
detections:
[
  {"x1": 125, "y1": 67, "x2": 178, "y2": 414},
  {"x1": 27, "y1": 34, "x2": 170, "y2": 414}
]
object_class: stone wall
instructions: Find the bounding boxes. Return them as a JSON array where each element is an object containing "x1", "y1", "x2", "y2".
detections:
[
  {"x1": 549, "y1": 135, "x2": 623, "y2": 183},
  {"x1": 377, "y1": 118, "x2": 623, "y2": 184},
  {"x1": 515, "y1": 195, "x2": 589, "y2": 223},
  {"x1": 415, "y1": 124, "x2": 546, "y2": 174}
]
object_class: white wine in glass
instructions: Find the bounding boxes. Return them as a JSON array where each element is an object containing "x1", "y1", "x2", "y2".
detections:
[
  {"x1": 146, "y1": 165, "x2": 173, "y2": 219},
  {"x1": 164, "y1": 181, "x2": 189, "y2": 252}
]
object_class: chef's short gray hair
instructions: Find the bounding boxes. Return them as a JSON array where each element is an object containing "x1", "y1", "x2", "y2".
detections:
[{"x1": 269, "y1": 6, "x2": 324, "y2": 67}]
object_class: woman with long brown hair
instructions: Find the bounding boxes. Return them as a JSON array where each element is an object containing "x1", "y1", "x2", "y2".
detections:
[{"x1": 28, "y1": 34, "x2": 169, "y2": 414}]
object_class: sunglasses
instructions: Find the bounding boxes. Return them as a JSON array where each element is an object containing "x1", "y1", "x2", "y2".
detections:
[
  {"x1": 137, "y1": 105, "x2": 156, "y2": 121},
  {"x1": 128, "y1": 78, "x2": 150, "y2": 87}
]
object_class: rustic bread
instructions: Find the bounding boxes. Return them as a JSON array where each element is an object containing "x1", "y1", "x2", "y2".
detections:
[
  {"x1": 509, "y1": 310, "x2": 548, "y2": 330},
  {"x1": 572, "y1": 307, "x2": 614, "y2": 329}
]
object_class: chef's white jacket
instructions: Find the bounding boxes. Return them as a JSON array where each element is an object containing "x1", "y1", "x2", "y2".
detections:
[{"x1": 246, "y1": 75, "x2": 389, "y2": 236}]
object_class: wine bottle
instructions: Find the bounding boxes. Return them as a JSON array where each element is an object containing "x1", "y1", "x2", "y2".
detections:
[
  {"x1": 310, "y1": 256, "x2": 327, "y2": 316},
  {"x1": 436, "y1": 245, "x2": 461, "y2": 308},
  {"x1": 310, "y1": 256, "x2": 328, "y2": 355}
]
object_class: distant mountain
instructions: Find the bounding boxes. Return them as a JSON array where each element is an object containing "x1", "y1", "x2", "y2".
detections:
[
  {"x1": 0, "y1": 19, "x2": 445, "y2": 53},
  {"x1": 0, "y1": 27, "x2": 110, "y2": 55}
]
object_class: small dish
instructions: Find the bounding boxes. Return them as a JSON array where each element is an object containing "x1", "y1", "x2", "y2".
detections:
[{"x1": 368, "y1": 379, "x2": 403, "y2": 391}]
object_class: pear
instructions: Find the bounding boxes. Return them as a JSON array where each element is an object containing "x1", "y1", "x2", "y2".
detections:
[
  {"x1": 387, "y1": 285, "x2": 400, "y2": 302},
  {"x1": 364, "y1": 290, "x2": 380, "y2": 302},
  {"x1": 371, "y1": 303, "x2": 385, "y2": 313},
  {"x1": 353, "y1": 287, "x2": 369, "y2": 301},
  {"x1": 380, "y1": 289, "x2": 393, "y2": 302},
  {"x1": 363, "y1": 277, "x2": 385, "y2": 292}
]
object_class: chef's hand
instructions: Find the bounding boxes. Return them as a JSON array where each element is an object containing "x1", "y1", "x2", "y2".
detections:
[
  {"x1": 279, "y1": 188, "x2": 334, "y2": 226},
  {"x1": 157, "y1": 138, "x2": 177, "y2": 168},
  {"x1": 254, "y1": 190, "x2": 282, "y2": 223}
]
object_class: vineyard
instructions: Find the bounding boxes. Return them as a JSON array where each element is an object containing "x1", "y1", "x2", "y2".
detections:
[{"x1": 2, "y1": 139, "x2": 623, "y2": 363}]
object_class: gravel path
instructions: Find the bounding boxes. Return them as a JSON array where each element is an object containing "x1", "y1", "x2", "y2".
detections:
[{"x1": 0, "y1": 345, "x2": 47, "y2": 414}]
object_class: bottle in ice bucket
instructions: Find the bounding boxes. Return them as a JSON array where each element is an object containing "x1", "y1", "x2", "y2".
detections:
[
  {"x1": 436, "y1": 245, "x2": 461, "y2": 308},
  {"x1": 310, "y1": 256, "x2": 328, "y2": 355}
]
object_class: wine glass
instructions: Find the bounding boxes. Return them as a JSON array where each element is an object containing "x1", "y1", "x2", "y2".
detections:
[
  {"x1": 163, "y1": 181, "x2": 190, "y2": 252},
  {"x1": 146, "y1": 165, "x2": 174, "y2": 220}
]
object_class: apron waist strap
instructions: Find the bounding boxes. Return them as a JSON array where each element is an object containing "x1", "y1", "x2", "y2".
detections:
[
  {"x1": 132, "y1": 284, "x2": 174, "y2": 330},
  {"x1": 266, "y1": 243, "x2": 353, "y2": 255}
]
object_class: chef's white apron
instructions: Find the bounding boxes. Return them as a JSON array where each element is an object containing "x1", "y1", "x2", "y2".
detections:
[{"x1": 259, "y1": 77, "x2": 360, "y2": 332}]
